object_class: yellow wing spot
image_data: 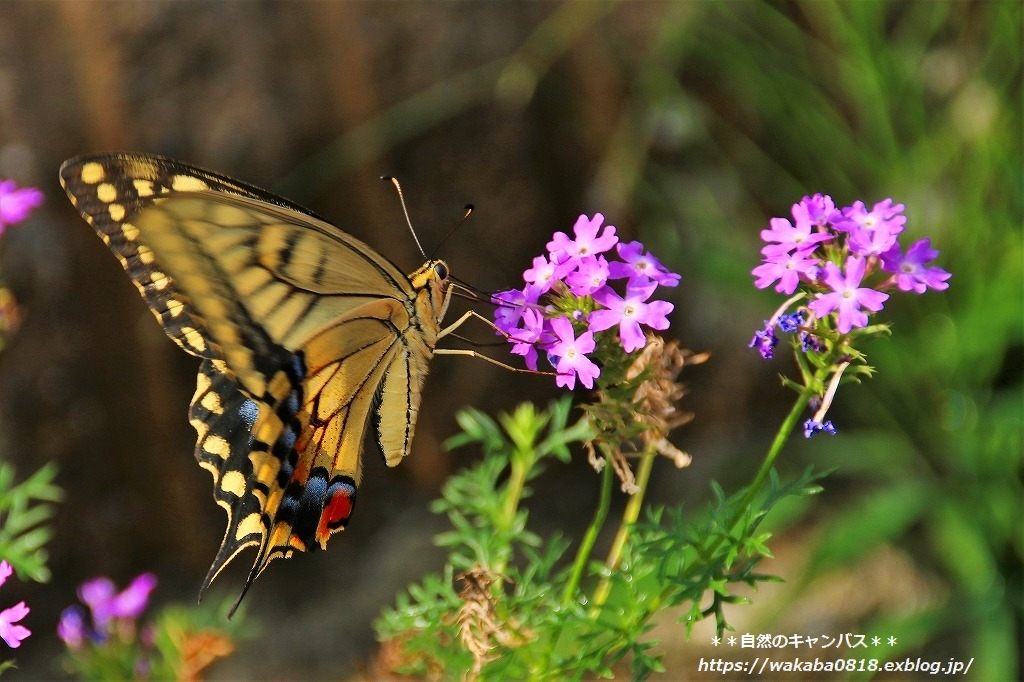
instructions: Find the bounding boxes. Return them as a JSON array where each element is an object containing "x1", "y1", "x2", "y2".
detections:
[
  {"x1": 133, "y1": 179, "x2": 155, "y2": 197},
  {"x1": 122, "y1": 222, "x2": 140, "y2": 241},
  {"x1": 171, "y1": 174, "x2": 209, "y2": 192},
  {"x1": 108, "y1": 203, "x2": 126, "y2": 221},
  {"x1": 197, "y1": 460, "x2": 218, "y2": 478},
  {"x1": 202, "y1": 434, "x2": 231, "y2": 459},
  {"x1": 99, "y1": 232, "x2": 111, "y2": 245},
  {"x1": 200, "y1": 390, "x2": 223, "y2": 414},
  {"x1": 182, "y1": 326, "x2": 208, "y2": 353},
  {"x1": 136, "y1": 243, "x2": 155, "y2": 265},
  {"x1": 96, "y1": 183, "x2": 117, "y2": 203},
  {"x1": 219, "y1": 470, "x2": 248, "y2": 499},
  {"x1": 80, "y1": 162, "x2": 104, "y2": 184},
  {"x1": 236, "y1": 513, "x2": 264, "y2": 539},
  {"x1": 166, "y1": 298, "x2": 185, "y2": 318},
  {"x1": 150, "y1": 271, "x2": 171, "y2": 290}
]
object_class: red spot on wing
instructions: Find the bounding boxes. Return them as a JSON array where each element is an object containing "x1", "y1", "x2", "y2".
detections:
[{"x1": 316, "y1": 480, "x2": 356, "y2": 545}]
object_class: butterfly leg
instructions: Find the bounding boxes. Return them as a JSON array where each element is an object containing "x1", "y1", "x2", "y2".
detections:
[{"x1": 434, "y1": 348, "x2": 551, "y2": 375}]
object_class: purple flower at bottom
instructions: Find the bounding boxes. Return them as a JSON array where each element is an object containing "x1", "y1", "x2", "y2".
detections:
[
  {"x1": 57, "y1": 606, "x2": 87, "y2": 649},
  {"x1": 0, "y1": 180, "x2": 44, "y2": 232},
  {"x1": 880, "y1": 238, "x2": 952, "y2": 293},
  {"x1": 803, "y1": 419, "x2": 837, "y2": 438},
  {"x1": 0, "y1": 560, "x2": 30, "y2": 648},
  {"x1": 547, "y1": 316, "x2": 599, "y2": 390},
  {"x1": 807, "y1": 257, "x2": 889, "y2": 334},
  {"x1": 79, "y1": 573, "x2": 157, "y2": 628}
]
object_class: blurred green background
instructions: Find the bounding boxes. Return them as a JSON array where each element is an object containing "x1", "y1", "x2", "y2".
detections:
[{"x1": 0, "y1": 1, "x2": 1019, "y2": 679}]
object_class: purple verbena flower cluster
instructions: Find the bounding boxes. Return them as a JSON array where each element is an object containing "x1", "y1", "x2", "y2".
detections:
[
  {"x1": 0, "y1": 560, "x2": 30, "y2": 649},
  {"x1": 58, "y1": 573, "x2": 157, "y2": 649},
  {"x1": 751, "y1": 194, "x2": 950, "y2": 349},
  {"x1": 751, "y1": 195, "x2": 952, "y2": 439},
  {"x1": 493, "y1": 214, "x2": 680, "y2": 390}
]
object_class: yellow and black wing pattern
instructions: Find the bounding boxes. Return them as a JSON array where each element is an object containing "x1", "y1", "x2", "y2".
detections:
[{"x1": 60, "y1": 153, "x2": 450, "y2": 603}]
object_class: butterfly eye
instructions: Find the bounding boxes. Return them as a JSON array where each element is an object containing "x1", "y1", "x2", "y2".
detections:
[{"x1": 434, "y1": 262, "x2": 449, "y2": 280}]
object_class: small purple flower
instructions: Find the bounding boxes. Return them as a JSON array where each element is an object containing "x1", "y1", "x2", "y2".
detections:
[
  {"x1": 803, "y1": 419, "x2": 837, "y2": 438},
  {"x1": 509, "y1": 307, "x2": 546, "y2": 371},
  {"x1": 57, "y1": 606, "x2": 87, "y2": 649},
  {"x1": 565, "y1": 255, "x2": 610, "y2": 296},
  {"x1": 776, "y1": 311, "x2": 804, "y2": 333},
  {"x1": 607, "y1": 241, "x2": 681, "y2": 287},
  {"x1": 880, "y1": 238, "x2": 952, "y2": 293},
  {"x1": 836, "y1": 199, "x2": 906, "y2": 256},
  {"x1": 547, "y1": 317, "x2": 599, "y2": 390},
  {"x1": 800, "y1": 331, "x2": 826, "y2": 353},
  {"x1": 523, "y1": 255, "x2": 564, "y2": 295},
  {"x1": 546, "y1": 213, "x2": 618, "y2": 264},
  {"x1": 749, "y1": 322, "x2": 778, "y2": 359},
  {"x1": 0, "y1": 560, "x2": 30, "y2": 648},
  {"x1": 807, "y1": 257, "x2": 889, "y2": 334},
  {"x1": 760, "y1": 215, "x2": 833, "y2": 256},
  {"x1": 588, "y1": 282, "x2": 674, "y2": 353},
  {"x1": 752, "y1": 249, "x2": 821, "y2": 294},
  {"x1": 796, "y1": 193, "x2": 839, "y2": 227},
  {"x1": 0, "y1": 180, "x2": 44, "y2": 233},
  {"x1": 78, "y1": 573, "x2": 157, "y2": 628}
]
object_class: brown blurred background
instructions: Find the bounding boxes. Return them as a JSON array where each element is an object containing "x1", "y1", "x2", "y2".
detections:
[{"x1": 0, "y1": 1, "x2": 1019, "y2": 679}]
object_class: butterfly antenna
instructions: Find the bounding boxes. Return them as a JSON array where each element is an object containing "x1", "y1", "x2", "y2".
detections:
[
  {"x1": 382, "y1": 176, "x2": 427, "y2": 259},
  {"x1": 430, "y1": 204, "x2": 474, "y2": 259}
]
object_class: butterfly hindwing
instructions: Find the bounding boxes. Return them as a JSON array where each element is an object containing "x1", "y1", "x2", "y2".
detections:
[{"x1": 60, "y1": 153, "x2": 450, "y2": 603}]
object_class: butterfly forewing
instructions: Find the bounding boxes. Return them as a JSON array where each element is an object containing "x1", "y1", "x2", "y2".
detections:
[{"x1": 60, "y1": 153, "x2": 449, "y2": 602}]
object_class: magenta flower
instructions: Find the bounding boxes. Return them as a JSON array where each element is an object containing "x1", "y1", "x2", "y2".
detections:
[
  {"x1": 79, "y1": 573, "x2": 157, "y2": 627},
  {"x1": 795, "y1": 193, "x2": 839, "y2": 226},
  {"x1": 808, "y1": 257, "x2": 889, "y2": 334},
  {"x1": 752, "y1": 249, "x2": 821, "y2": 294},
  {"x1": 607, "y1": 241, "x2": 682, "y2": 287},
  {"x1": 880, "y1": 238, "x2": 952, "y2": 293},
  {"x1": 0, "y1": 180, "x2": 44, "y2": 233},
  {"x1": 523, "y1": 255, "x2": 565, "y2": 295},
  {"x1": 836, "y1": 199, "x2": 906, "y2": 256},
  {"x1": 0, "y1": 560, "x2": 30, "y2": 648},
  {"x1": 565, "y1": 256, "x2": 611, "y2": 296},
  {"x1": 588, "y1": 282, "x2": 674, "y2": 353},
  {"x1": 546, "y1": 213, "x2": 618, "y2": 263},
  {"x1": 509, "y1": 307, "x2": 546, "y2": 371},
  {"x1": 759, "y1": 215, "x2": 833, "y2": 256},
  {"x1": 547, "y1": 317, "x2": 599, "y2": 390}
]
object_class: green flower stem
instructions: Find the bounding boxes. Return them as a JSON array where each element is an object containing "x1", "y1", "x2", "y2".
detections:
[
  {"x1": 495, "y1": 451, "x2": 533, "y2": 577},
  {"x1": 590, "y1": 446, "x2": 657, "y2": 610},
  {"x1": 729, "y1": 385, "x2": 814, "y2": 535},
  {"x1": 561, "y1": 459, "x2": 614, "y2": 607}
]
